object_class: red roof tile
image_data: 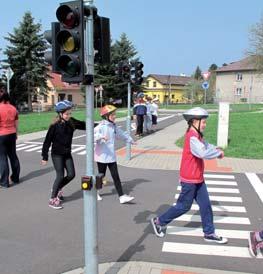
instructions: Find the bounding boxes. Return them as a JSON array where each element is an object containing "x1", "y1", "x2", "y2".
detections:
[{"x1": 216, "y1": 56, "x2": 256, "y2": 73}]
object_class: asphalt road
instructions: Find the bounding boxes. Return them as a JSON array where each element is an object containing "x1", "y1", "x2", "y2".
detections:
[{"x1": 0, "y1": 113, "x2": 262, "y2": 274}]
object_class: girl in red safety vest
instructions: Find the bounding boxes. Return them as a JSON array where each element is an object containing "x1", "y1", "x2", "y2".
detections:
[{"x1": 151, "y1": 107, "x2": 228, "y2": 244}]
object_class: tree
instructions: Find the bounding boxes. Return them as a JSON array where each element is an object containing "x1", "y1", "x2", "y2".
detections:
[
  {"x1": 94, "y1": 33, "x2": 140, "y2": 106},
  {"x1": 248, "y1": 15, "x2": 263, "y2": 73},
  {"x1": 209, "y1": 63, "x2": 218, "y2": 72},
  {"x1": 193, "y1": 66, "x2": 202, "y2": 80},
  {"x1": 183, "y1": 79, "x2": 203, "y2": 105},
  {"x1": 207, "y1": 63, "x2": 218, "y2": 103},
  {"x1": 4, "y1": 12, "x2": 49, "y2": 110}
]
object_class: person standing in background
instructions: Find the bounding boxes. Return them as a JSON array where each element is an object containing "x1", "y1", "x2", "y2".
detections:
[
  {"x1": 0, "y1": 84, "x2": 20, "y2": 188},
  {"x1": 133, "y1": 92, "x2": 147, "y2": 137},
  {"x1": 151, "y1": 98, "x2": 159, "y2": 131}
]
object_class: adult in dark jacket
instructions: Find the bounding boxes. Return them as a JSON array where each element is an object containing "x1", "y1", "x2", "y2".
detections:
[{"x1": 133, "y1": 92, "x2": 147, "y2": 136}]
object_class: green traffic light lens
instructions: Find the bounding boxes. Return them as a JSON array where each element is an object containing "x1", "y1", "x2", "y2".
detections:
[{"x1": 57, "y1": 55, "x2": 80, "y2": 76}]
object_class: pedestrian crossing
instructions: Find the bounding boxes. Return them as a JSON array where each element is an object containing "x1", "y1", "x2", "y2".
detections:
[{"x1": 161, "y1": 173, "x2": 262, "y2": 259}]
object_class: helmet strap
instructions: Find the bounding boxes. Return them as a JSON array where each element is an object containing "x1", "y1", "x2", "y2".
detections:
[{"x1": 192, "y1": 121, "x2": 203, "y2": 138}]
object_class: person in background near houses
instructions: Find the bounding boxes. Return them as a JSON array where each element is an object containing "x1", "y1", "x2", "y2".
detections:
[
  {"x1": 151, "y1": 107, "x2": 228, "y2": 244},
  {"x1": 94, "y1": 105, "x2": 135, "y2": 204},
  {"x1": 151, "y1": 97, "x2": 159, "y2": 131},
  {"x1": 0, "y1": 84, "x2": 20, "y2": 188},
  {"x1": 133, "y1": 92, "x2": 147, "y2": 137},
  {"x1": 248, "y1": 229, "x2": 263, "y2": 257},
  {"x1": 145, "y1": 96, "x2": 153, "y2": 134},
  {"x1": 41, "y1": 100, "x2": 88, "y2": 209}
]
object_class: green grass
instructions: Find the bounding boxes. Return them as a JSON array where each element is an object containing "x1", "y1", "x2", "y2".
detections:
[
  {"x1": 161, "y1": 103, "x2": 263, "y2": 112},
  {"x1": 18, "y1": 109, "x2": 127, "y2": 135},
  {"x1": 176, "y1": 112, "x2": 263, "y2": 159}
]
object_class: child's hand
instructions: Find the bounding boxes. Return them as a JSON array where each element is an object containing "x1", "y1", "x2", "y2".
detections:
[
  {"x1": 217, "y1": 150, "x2": 224, "y2": 159},
  {"x1": 41, "y1": 160, "x2": 47, "y2": 165},
  {"x1": 102, "y1": 136, "x2": 108, "y2": 142}
]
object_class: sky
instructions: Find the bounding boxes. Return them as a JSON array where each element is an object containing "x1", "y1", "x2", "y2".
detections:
[{"x1": 0, "y1": 0, "x2": 262, "y2": 76}]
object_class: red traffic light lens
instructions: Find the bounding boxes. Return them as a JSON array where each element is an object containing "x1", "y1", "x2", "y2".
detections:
[
  {"x1": 135, "y1": 62, "x2": 144, "y2": 70},
  {"x1": 57, "y1": 55, "x2": 80, "y2": 76},
  {"x1": 56, "y1": 5, "x2": 79, "y2": 29}
]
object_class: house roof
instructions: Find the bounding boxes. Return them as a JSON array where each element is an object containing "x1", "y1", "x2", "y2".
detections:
[
  {"x1": 216, "y1": 57, "x2": 256, "y2": 73},
  {"x1": 147, "y1": 74, "x2": 192, "y2": 86},
  {"x1": 48, "y1": 68, "x2": 80, "y2": 90}
]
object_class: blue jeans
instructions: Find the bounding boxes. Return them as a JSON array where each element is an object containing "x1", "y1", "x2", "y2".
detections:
[{"x1": 158, "y1": 182, "x2": 215, "y2": 235}]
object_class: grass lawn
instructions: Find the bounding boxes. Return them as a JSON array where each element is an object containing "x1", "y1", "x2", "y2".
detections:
[
  {"x1": 176, "y1": 112, "x2": 263, "y2": 159},
  {"x1": 161, "y1": 103, "x2": 263, "y2": 112},
  {"x1": 18, "y1": 108, "x2": 127, "y2": 135}
]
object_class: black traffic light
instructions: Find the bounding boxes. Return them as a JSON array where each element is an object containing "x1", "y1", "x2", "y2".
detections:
[
  {"x1": 56, "y1": 0, "x2": 85, "y2": 83},
  {"x1": 121, "y1": 63, "x2": 131, "y2": 82},
  {"x1": 44, "y1": 22, "x2": 60, "y2": 73},
  {"x1": 134, "y1": 61, "x2": 144, "y2": 85},
  {"x1": 94, "y1": 16, "x2": 110, "y2": 64},
  {"x1": 115, "y1": 62, "x2": 123, "y2": 79}
]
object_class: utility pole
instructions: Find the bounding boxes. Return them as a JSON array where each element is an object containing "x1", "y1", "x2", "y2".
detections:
[
  {"x1": 126, "y1": 81, "x2": 131, "y2": 160},
  {"x1": 83, "y1": 1, "x2": 98, "y2": 274}
]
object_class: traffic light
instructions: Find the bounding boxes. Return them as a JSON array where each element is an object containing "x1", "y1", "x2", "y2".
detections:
[
  {"x1": 44, "y1": 22, "x2": 60, "y2": 73},
  {"x1": 134, "y1": 62, "x2": 144, "y2": 85},
  {"x1": 121, "y1": 63, "x2": 131, "y2": 82},
  {"x1": 94, "y1": 16, "x2": 110, "y2": 64},
  {"x1": 115, "y1": 62, "x2": 123, "y2": 80},
  {"x1": 56, "y1": 0, "x2": 85, "y2": 83}
]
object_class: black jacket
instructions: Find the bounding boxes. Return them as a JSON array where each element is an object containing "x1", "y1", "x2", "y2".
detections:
[{"x1": 42, "y1": 117, "x2": 88, "y2": 161}]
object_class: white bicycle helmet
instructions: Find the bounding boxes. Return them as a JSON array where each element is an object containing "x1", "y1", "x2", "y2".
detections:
[{"x1": 183, "y1": 107, "x2": 209, "y2": 122}]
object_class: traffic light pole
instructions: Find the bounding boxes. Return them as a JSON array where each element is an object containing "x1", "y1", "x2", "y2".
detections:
[
  {"x1": 83, "y1": 1, "x2": 98, "y2": 274},
  {"x1": 126, "y1": 81, "x2": 132, "y2": 160}
]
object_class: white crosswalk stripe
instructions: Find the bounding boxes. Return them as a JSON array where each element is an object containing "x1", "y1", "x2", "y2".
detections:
[{"x1": 160, "y1": 173, "x2": 260, "y2": 259}]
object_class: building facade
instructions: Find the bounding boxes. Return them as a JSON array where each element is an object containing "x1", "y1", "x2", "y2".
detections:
[
  {"x1": 142, "y1": 74, "x2": 192, "y2": 104},
  {"x1": 216, "y1": 57, "x2": 263, "y2": 103}
]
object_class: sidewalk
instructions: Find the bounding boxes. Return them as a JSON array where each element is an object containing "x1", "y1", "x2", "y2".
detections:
[
  {"x1": 117, "y1": 119, "x2": 263, "y2": 173},
  {"x1": 62, "y1": 261, "x2": 252, "y2": 274}
]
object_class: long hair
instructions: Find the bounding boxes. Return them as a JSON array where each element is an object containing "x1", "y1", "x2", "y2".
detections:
[{"x1": 0, "y1": 86, "x2": 11, "y2": 103}]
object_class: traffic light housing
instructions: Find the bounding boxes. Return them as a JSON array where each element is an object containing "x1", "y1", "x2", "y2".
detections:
[
  {"x1": 44, "y1": 22, "x2": 60, "y2": 73},
  {"x1": 94, "y1": 16, "x2": 110, "y2": 64},
  {"x1": 56, "y1": 0, "x2": 85, "y2": 83},
  {"x1": 134, "y1": 62, "x2": 144, "y2": 85},
  {"x1": 121, "y1": 63, "x2": 131, "y2": 82}
]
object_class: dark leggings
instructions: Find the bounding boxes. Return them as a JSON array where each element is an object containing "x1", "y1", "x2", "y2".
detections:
[
  {"x1": 97, "y1": 162, "x2": 124, "y2": 197},
  {"x1": 0, "y1": 133, "x2": 20, "y2": 187},
  {"x1": 51, "y1": 154, "x2": 75, "y2": 198},
  {"x1": 136, "y1": 115, "x2": 144, "y2": 135}
]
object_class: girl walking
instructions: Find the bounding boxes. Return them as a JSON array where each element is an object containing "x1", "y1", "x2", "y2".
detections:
[
  {"x1": 151, "y1": 107, "x2": 228, "y2": 244},
  {"x1": 41, "y1": 100, "x2": 86, "y2": 209},
  {"x1": 94, "y1": 105, "x2": 135, "y2": 204}
]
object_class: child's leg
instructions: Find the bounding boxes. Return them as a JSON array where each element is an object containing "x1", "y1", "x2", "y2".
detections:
[
  {"x1": 158, "y1": 182, "x2": 196, "y2": 226},
  {"x1": 259, "y1": 230, "x2": 263, "y2": 241},
  {"x1": 51, "y1": 155, "x2": 65, "y2": 199},
  {"x1": 108, "y1": 162, "x2": 124, "y2": 197},
  {"x1": 97, "y1": 162, "x2": 107, "y2": 176},
  {"x1": 195, "y1": 182, "x2": 215, "y2": 235},
  {"x1": 58, "y1": 155, "x2": 75, "y2": 190}
]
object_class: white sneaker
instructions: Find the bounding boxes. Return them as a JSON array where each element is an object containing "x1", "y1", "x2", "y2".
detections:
[
  {"x1": 97, "y1": 193, "x2": 102, "y2": 201},
  {"x1": 119, "y1": 194, "x2": 134, "y2": 204}
]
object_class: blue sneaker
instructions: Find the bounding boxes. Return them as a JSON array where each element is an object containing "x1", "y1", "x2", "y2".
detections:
[{"x1": 150, "y1": 217, "x2": 165, "y2": 238}]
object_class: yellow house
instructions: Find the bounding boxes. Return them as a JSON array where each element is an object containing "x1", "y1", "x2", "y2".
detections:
[{"x1": 142, "y1": 74, "x2": 192, "y2": 104}]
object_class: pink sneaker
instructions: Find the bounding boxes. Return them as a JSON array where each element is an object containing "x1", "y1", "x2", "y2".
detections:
[{"x1": 49, "y1": 197, "x2": 63, "y2": 209}]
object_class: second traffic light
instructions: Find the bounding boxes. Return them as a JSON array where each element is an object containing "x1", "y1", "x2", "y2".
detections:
[{"x1": 56, "y1": 0, "x2": 85, "y2": 83}]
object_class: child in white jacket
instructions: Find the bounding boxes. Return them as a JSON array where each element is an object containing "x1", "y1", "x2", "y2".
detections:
[{"x1": 94, "y1": 105, "x2": 135, "y2": 204}]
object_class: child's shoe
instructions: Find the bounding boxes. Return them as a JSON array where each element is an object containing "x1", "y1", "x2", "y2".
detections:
[
  {"x1": 204, "y1": 233, "x2": 228, "y2": 244},
  {"x1": 249, "y1": 231, "x2": 263, "y2": 257},
  {"x1": 49, "y1": 197, "x2": 63, "y2": 209},
  {"x1": 57, "y1": 190, "x2": 64, "y2": 201},
  {"x1": 119, "y1": 194, "x2": 134, "y2": 204},
  {"x1": 150, "y1": 217, "x2": 165, "y2": 238},
  {"x1": 97, "y1": 193, "x2": 102, "y2": 201}
]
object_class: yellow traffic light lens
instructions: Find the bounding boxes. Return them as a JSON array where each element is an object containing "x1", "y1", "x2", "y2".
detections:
[
  {"x1": 63, "y1": 36, "x2": 75, "y2": 52},
  {"x1": 82, "y1": 182, "x2": 88, "y2": 189}
]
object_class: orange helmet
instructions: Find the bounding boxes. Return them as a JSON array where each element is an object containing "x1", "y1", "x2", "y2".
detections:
[{"x1": 100, "y1": 105, "x2": 117, "y2": 117}]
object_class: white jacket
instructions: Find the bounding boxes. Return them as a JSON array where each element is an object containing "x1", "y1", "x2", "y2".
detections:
[{"x1": 94, "y1": 120, "x2": 133, "y2": 163}]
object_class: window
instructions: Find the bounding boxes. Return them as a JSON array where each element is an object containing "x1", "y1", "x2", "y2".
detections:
[
  {"x1": 236, "y1": 73, "x2": 243, "y2": 81},
  {"x1": 171, "y1": 94, "x2": 175, "y2": 99},
  {"x1": 146, "y1": 81, "x2": 149, "y2": 87},
  {"x1": 236, "y1": 88, "x2": 242, "y2": 96},
  {"x1": 58, "y1": 93, "x2": 65, "y2": 101},
  {"x1": 68, "y1": 94, "x2": 73, "y2": 102},
  {"x1": 153, "y1": 81, "x2": 156, "y2": 87},
  {"x1": 44, "y1": 95, "x2": 48, "y2": 103}
]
